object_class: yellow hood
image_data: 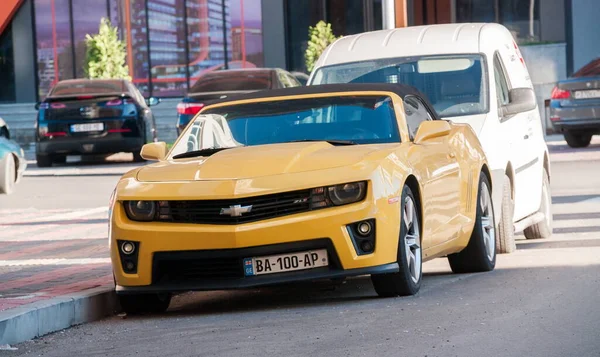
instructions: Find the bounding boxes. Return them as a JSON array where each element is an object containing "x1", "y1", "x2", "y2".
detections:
[{"x1": 136, "y1": 142, "x2": 388, "y2": 182}]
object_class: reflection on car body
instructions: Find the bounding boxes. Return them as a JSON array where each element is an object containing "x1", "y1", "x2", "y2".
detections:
[{"x1": 109, "y1": 83, "x2": 497, "y2": 314}]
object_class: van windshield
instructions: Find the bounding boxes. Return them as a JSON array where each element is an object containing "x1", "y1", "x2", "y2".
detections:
[{"x1": 311, "y1": 55, "x2": 488, "y2": 117}]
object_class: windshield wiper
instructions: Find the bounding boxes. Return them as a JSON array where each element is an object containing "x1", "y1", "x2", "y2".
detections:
[
  {"x1": 287, "y1": 139, "x2": 358, "y2": 146},
  {"x1": 172, "y1": 147, "x2": 236, "y2": 159}
]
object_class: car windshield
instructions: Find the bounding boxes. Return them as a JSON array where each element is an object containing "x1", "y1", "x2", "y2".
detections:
[
  {"x1": 311, "y1": 55, "x2": 488, "y2": 117},
  {"x1": 189, "y1": 71, "x2": 273, "y2": 92},
  {"x1": 169, "y1": 95, "x2": 400, "y2": 158},
  {"x1": 49, "y1": 80, "x2": 126, "y2": 96}
]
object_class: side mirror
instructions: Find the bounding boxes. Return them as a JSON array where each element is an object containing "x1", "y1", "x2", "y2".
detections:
[
  {"x1": 140, "y1": 141, "x2": 167, "y2": 161},
  {"x1": 501, "y1": 88, "x2": 537, "y2": 117},
  {"x1": 413, "y1": 120, "x2": 451, "y2": 144},
  {"x1": 146, "y1": 97, "x2": 161, "y2": 107},
  {"x1": 35, "y1": 102, "x2": 40, "y2": 110}
]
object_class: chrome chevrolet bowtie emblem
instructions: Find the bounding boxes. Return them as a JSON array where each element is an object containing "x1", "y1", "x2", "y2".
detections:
[{"x1": 220, "y1": 204, "x2": 252, "y2": 217}]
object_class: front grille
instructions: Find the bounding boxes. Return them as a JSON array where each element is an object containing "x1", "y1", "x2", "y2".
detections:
[
  {"x1": 161, "y1": 189, "x2": 312, "y2": 224},
  {"x1": 153, "y1": 255, "x2": 242, "y2": 283}
]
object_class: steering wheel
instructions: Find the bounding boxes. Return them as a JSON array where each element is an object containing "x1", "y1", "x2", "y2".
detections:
[{"x1": 349, "y1": 127, "x2": 380, "y2": 140}]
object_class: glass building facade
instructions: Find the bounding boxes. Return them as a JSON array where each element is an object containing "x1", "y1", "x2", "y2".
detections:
[{"x1": 32, "y1": 0, "x2": 264, "y2": 98}]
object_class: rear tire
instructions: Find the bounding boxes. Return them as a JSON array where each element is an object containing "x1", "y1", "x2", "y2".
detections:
[
  {"x1": 132, "y1": 150, "x2": 145, "y2": 163},
  {"x1": 371, "y1": 185, "x2": 422, "y2": 297},
  {"x1": 524, "y1": 169, "x2": 553, "y2": 239},
  {"x1": 118, "y1": 293, "x2": 171, "y2": 314},
  {"x1": 53, "y1": 155, "x2": 67, "y2": 165},
  {"x1": 564, "y1": 131, "x2": 592, "y2": 148},
  {"x1": 448, "y1": 173, "x2": 496, "y2": 273},
  {"x1": 0, "y1": 154, "x2": 16, "y2": 195},
  {"x1": 496, "y1": 175, "x2": 516, "y2": 254},
  {"x1": 36, "y1": 154, "x2": 53, "y2": 168}
]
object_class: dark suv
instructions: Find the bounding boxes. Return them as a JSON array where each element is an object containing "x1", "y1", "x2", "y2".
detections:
[{"x1": 35, "y1": 79, "x2": 160, "y2": 167}]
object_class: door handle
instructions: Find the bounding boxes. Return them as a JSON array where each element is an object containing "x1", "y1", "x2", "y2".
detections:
[
  {"x1": 447, "y1": 152, "x2": 456, "y2": 159},
  {"x1": 524, "y1": 134, "x2": 529, "y2": 140}
]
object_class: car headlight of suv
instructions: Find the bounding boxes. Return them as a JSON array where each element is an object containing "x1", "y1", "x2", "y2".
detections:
[
  {"x1": 124, "y1": 200, "x2": 157, "y2": 221},
  {"x1": 311, "y1": 181, "x2": 367, "y2": 208}
]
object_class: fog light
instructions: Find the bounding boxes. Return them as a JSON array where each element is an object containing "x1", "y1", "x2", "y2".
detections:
[
  {"x1": 360, "y1": 240, "x2": 374, "y2": 252},
  {"x1": 357, "y1": 221, "x2": 372, "y2": 236},
  {"x1": 125, "y1": 261, "x2": 135, "y2": 271},
  {"x1": 121, "y1": 241, "x2": 135, "y2": 255}
]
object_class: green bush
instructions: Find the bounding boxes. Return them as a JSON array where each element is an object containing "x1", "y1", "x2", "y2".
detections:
[
  {"x1": 85, "y1": 18, "x2": 131, "y2": 80},
  {"x1": 305, "y1": 21, "x2": 340, "y2": 73}
]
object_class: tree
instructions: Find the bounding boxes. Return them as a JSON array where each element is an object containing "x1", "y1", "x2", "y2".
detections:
[
  {"x1": 305, "y1": 21, "x2": 339, "y2": 73},
  {"x1": 85, "y1": 18, "x2": 131, "y2": 80}
]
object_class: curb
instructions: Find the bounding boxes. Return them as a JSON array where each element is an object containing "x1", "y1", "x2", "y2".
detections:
[{"x1": 0, "y1": 286, "x2": 117, "y2": 346}]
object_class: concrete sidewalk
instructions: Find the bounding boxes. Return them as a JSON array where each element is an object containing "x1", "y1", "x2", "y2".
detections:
[{"x1": 0, "y1": 207, "x2": 117, "y2": 346}]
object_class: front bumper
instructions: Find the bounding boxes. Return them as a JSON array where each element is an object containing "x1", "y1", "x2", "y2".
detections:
[
  {"x1": 111, "y1": 195, "x2": 400, "y2": 292},
  {"x1": 36, "y1": 134, "x2": 144, "y2": 156}
]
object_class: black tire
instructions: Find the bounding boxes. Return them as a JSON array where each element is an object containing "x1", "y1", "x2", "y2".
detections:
[
  {"x1": 496, "y1": 175, "x2": 516, "y2": 254},
  {"x1": 371, "y1": 185, "x2": 422, "y2": 297},
  {"x1": 36, "y1": 154, "x2": 53, "y2": 168},
  {"x1": 524, "y1": 168, "x2": 553, "y2": 239},
  {"x1": 118, "y1": 293, "x2": 171, "y2": 314},
  {"x1": 132, "y1": 150, "x2": 146, "y2": 163},
  {"x1": 53, "y1": 155, "x2": 67, "y2": 165},
  {"x1": 564, "y1": 131, "x2": 592, "y2": 148},
  {"x1": 448, "y1": 173, "x2": 496, "y2": 273},
  {"x1": 0, "y1": 154, "x2": 16, "y2": 195}
]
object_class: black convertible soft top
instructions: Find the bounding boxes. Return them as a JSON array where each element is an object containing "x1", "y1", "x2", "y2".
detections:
[{"x1": 210, "y1": 83, "x2": 441, "y2": 120}]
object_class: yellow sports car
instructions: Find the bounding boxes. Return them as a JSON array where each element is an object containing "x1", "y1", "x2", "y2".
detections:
[{"x1": 109, "y1": 83, "x2": 496, "y2": 313}]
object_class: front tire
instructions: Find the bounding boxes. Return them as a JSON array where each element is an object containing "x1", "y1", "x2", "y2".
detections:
[
  {"x1": 448, "y1": 173, "x2": 496, "y2": 273},
  {"x1": 524, "y1": 168, "x2": 553, "y2": 239},
  {"x1": 371, "y1": 185, "x2": 422, "y2": 297},
  {"x1": 496, "y1": 175, "x2": 516, "y2": 254},
  {"x1": 564, "y1": 131, "x2": 592, "y2": 148},
  {"x1": 0, "y1": 154, "x2": 16, "y2": 195},
  {"x1": 118, "y1": 293, "x2": 171, "y2": 314},
  {"x1": 36, "y1": 154, "x2": 53, "y2": 168}
]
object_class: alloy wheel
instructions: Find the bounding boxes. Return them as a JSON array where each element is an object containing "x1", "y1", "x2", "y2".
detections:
[
  {"x1": 403, "y1": 196, "x2": 421, "y2": 284},
  {"x1": 480, "y1": 182, "x2": 495, "y2": 261}
]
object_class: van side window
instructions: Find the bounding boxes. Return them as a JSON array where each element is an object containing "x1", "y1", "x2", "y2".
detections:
[
  {"x1": 404, "y1": 96, "x2": 432, "y2": 140},
  {"x1": 493, "y1": 53, "x2": 510, "y2": 107}
]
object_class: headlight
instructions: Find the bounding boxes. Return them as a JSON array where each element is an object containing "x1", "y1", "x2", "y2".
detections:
[
  {"x1": 327, "y1": 182, "x2": 367, "y2": 205},
  {"x1": 124, "y1": 200, "x2": 157, "y2": 221},
  {"x1": 311, "y1": 181, "x2": 367, "y2": 208}
]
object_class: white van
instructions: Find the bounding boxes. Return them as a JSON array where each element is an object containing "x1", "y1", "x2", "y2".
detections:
[{"x1": 309, "y1": 23, "x2": 552, "y2": 253}]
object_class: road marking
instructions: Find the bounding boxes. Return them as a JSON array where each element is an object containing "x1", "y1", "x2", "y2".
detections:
[{"x1": 0, "y1": 258, "x2": 110, "y2": 266}]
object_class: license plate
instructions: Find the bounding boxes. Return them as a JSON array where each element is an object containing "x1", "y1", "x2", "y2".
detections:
[
  {"x1": 71, "y1": 123, "x2": 104, "y2": 132},
  {"x1": 573, "y1": 90, "x2": 600, "y2": 99},
  {"x1": 243, "y1": 249, "x2": 329, "y2": 276}
]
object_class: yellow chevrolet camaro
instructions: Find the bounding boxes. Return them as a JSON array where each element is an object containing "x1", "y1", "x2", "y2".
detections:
[{"x1": 109, "y1": 83, "x2": 496, "y2": 313}]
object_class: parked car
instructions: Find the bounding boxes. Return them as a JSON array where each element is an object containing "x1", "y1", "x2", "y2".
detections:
[
  {"x1": 291, "y1": 71, "x2": 310, "y2": 86},
  {"x1": 110, "y1": 83, "x2": 496, "y2": 313},
  {"x1": 176, "y1": 68, "x2": 302, "y2": 135},
  {"x1": 0, "y1": 122, "x2": 27, "y2": 194},
  {"x1": 549, "y1": 57, "x2": 600, "y2": 147},
  {"x1": 308, "y1": 23, "x2": 553, "y2": 253},
  {"x1": 35, "y1": 79, "x2": 160, "y2": 167}
]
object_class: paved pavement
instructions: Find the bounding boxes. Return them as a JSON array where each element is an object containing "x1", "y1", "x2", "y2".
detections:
[{"x1": 0, "y1": 138, "x2": 599, "y2": 355}]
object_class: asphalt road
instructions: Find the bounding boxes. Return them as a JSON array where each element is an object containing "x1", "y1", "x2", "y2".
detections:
[{"x1": 4, "y1": 141, "x2": 600, "y2": 357}]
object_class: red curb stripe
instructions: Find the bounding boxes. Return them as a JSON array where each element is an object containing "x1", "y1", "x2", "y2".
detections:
[
  {"x1": 0, "y1": 240, "x2": 80, "y2": 260},
  {"x1": 0, "y1": 264, "x2": 108, "y2": 292}
]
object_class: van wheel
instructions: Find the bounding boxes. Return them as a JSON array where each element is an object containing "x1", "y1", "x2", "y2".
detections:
[
  {"x1": 448, "y1": 173, "x2": 496, "y2": 273},
  {"x1": 36, "y1": 154, "x2": 53, "y2": 168},
  {"x1": 496, "y1": 175, "x2": 516, "y2": 254},
  {"x1": 118, "y1": 293, "x2": 171, "y2": 314},
  {"x1": 0, "y1": 154, "x2": 16, "y2": 195},
  {"x1": 524, "y1": 169, "x2": 553, "y2": 239},
  {"x1": 564, "y1": 131, "x2": 592, "y2": 148},
  {"x1": 371, "y1": 185, "x2": 422, "y2": 297}
]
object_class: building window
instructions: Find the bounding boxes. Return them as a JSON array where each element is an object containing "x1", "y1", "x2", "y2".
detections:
[
  {"x1": 455, "y1": 0, "x2": 540, "y2": 43},
  {"x1": 34, "y1": 0, "x2": 75, "y2": 98},
  {"x1": 0, "y1": 24, "x2": 16, "y2": 103},
  {"x1": 72, "y1": 1, "x2": 108, "y2": 79},
  {"x1": 228, "y1": 0, "x2": 265, "y2": 69}
]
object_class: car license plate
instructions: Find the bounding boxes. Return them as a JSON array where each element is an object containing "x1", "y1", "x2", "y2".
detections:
[
  {"x1": 573, "y1": 90, "x2": 600, "y2": 99},
  {"x1": 243, "y1": 249, "x2": 329, "y2": 276},
  {"x1": 71, "y1": 123, "x2": 104, "y2": 132}
]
